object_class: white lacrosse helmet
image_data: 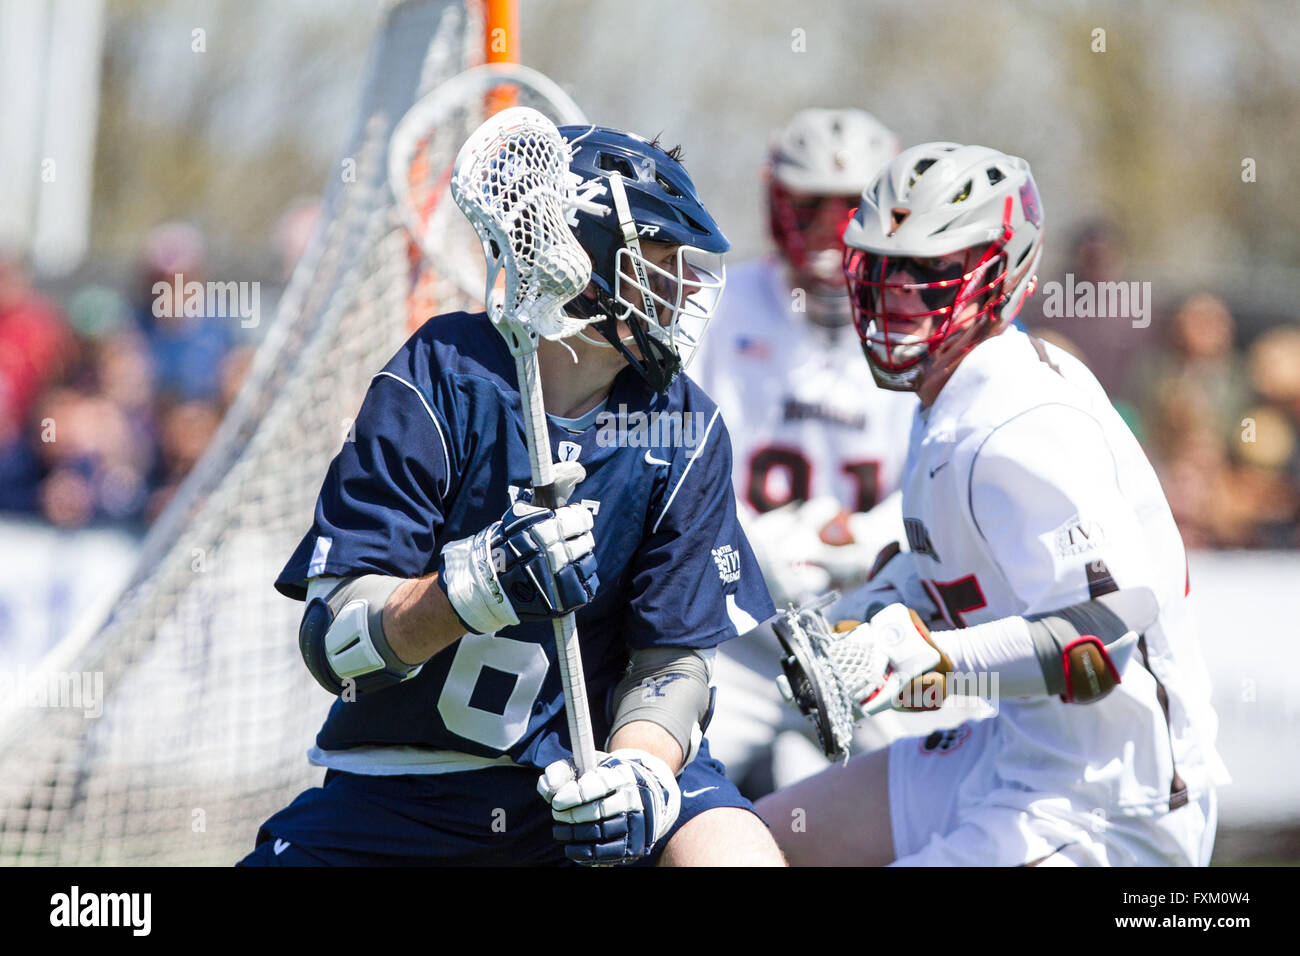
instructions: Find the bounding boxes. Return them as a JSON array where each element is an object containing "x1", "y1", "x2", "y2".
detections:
[
  {"x1": 767, "y1": 109, "x2": 900, "y2": 279},
  {"x1": 842, "y1": 142, "x2": 1045, "y2": 391}
]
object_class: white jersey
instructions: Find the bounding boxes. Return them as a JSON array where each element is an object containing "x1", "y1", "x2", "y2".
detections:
[
  {"x1": 691, "y1": 257, "x2": 917, "y2": 518},
  {"x1": 901, "y1": 327, "x2": 1230, "y2": 819}
]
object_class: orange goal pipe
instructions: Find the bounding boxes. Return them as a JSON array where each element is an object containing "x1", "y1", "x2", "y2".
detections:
[
  {"x1": 483, "y1": 0, "x2": 519, "y2": 113},
  {"x1": 484, "y1": 0, "x2": 518, "y2": 64}
]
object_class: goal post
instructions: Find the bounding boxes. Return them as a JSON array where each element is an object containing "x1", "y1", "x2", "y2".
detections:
[{"x1": 0, "y1": 0, "x2": 582, "y2": 866}]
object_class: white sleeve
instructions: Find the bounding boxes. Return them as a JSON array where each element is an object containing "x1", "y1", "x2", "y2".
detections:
[{"x1": 965, "y1": 404, "x2": 1155, "y2": 617}]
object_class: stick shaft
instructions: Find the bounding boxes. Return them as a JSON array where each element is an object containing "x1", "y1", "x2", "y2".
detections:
[{"x1": 515, "y1": 350, "x2": 599, "y2": 776}]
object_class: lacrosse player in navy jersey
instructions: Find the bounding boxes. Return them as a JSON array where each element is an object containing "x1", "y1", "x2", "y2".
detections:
[{"x1": 238, "y1": 126, "x2": 786, "y2": 867}]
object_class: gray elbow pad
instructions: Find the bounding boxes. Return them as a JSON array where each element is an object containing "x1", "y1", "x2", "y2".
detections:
[{"x1": 609, "y1": 647, "x2": 714, "y2": 770}]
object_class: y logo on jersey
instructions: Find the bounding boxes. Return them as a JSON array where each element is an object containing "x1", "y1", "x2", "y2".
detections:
[{"x1": 558, "y1": 441, "x2": 582, "y2": 463}]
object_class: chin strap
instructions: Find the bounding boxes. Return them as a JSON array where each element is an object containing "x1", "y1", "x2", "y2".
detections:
[
  {"x1": 581, "y1": 173, "x2": 681, "y2": 394},
  {"x1": 608, "y1": 172, "x2": 660, "y2": 331}
]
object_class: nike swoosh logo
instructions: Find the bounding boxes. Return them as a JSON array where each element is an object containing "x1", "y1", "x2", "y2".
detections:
[
  {"x1": 682, "y1": 786, "x2": 717, "y2": 799},
  {"x1": 929, "y1": 461, "x2": 950, "y2": 478},
  {"x1": 645, "y1": 450, "x2": 671, "y2": 467},
  {"x1": 273, "y1": 839, "x2": 291, "y2": 856}
]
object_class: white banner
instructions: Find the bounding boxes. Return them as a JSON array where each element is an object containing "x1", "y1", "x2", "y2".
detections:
[
  {"x1": 0, "y1": 518, "x2": 139, "y2": 671},
  {"x1": 1189, "y1": 551, "x2": 1300, "y2": 826}
]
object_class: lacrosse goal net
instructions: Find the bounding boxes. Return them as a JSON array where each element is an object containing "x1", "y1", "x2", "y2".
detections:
[{"x1": 0, "y1": 0, "x2": 583, "y2": 865}]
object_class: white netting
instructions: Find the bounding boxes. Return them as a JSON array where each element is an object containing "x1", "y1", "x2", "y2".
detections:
[
  {"x1": 0, "y1": 0, "x2": 575, "y2": 866},
  {"x1": 825, "y1": 623, "x2": 890, "y2": 707},
  {"x1": 776, "y1": 601, "x2": 862, "y2": 762},
  {"x1": 450, "y1": 107, "x2": 594, "y2": 341}
]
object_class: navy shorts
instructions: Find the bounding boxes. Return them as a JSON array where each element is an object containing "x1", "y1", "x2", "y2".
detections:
[{"x1": 237, "y1": 738, "x2": 754, "y2": 866}]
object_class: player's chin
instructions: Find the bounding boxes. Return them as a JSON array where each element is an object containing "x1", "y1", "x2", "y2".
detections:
[
  {"x1": 883, "y1": 318, "x2": 933, "y2": 341},
  {"x1": 794, "y1": 258, "x2": 845, "y2": 290}
]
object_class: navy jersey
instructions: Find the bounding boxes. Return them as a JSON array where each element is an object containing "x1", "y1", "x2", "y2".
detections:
[{"x1": 276, "y1": 312, "x2": 774, "y2": 771}]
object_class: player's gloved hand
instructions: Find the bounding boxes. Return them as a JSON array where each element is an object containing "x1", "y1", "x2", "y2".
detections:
[
  {"x1": 744, "y1": 498, "x2": 837, "y2": 604},
  {"x1": 537, "y1": 749, "x2": 681, "y2": 865},
  {"x1": 831, "y1": 541, "x2": 942, "y2": 626},
  {"x1": 437, "y1": 461, "x2": 598, "y2": 635},
  {"x1": 811, "y1": 490, "x2": 907, "y2": 592},
  {"x1": 834, "y1": 603, "x2": 955, "y2": 715},
  {"x1": 748, "y1": 494, "x2": 910, "y2": 604}
]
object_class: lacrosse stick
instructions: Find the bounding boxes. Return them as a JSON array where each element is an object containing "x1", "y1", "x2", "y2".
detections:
[
  {"x1": 450, "y1": 106, "x2": 606, "y2": 775},
  {"x1": 770, "y1": 592, "x2": 859, "y2": 763}
]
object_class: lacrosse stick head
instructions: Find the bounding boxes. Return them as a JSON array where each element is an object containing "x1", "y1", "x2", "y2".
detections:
[
  {"x1": 450, "y1": 106, "x2": 595, "y2": 353},
  {"x1": 772, "y1": 593, "x2": 860, "y2": 763}
]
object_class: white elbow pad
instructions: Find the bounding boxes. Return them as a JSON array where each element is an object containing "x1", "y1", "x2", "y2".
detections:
[{"x1": 299, "y1": 575, "x2": 421, "y2": 697}]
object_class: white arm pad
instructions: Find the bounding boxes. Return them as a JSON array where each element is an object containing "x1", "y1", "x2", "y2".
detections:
[{"x1": 301, "y1": 575, "x2": 421, "y2": 696}]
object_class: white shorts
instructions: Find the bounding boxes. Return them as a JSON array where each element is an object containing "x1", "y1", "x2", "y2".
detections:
[{"x1": 887, "y1": 718, "x2": 1218, "y2": 866}]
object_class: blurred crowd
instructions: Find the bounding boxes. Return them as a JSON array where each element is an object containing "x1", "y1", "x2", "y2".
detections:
[
  {"x1": 1025, "y1": 221, "x2": 1300, "y2": 550},
  {"x1": 0, "y1": 207, "x2": 317, "y2": 530},
  {"x1": 2, "y1": 210, "x2": 1298, "y2": 548}
]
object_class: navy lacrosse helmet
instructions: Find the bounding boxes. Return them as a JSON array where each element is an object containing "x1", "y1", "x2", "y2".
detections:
[{"x1": 559, "y1": 125, "x2": 729, "y2": 393}]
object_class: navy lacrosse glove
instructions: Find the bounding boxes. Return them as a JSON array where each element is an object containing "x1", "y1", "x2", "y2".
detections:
[
  {"x1": 438, "y1": 481, "x2": 599, "y2": 635},
  {"x1": 538, "y1": 749, "x2": 682, "y2": 865}
]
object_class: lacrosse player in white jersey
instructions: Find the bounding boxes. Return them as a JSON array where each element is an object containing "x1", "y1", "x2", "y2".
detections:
[
  {"x1": 757, "y1": 142, "x2": 1229, "y2": 866},
  {"x1": 691, "y1": 109, "x2": 921, "y2": 795}
]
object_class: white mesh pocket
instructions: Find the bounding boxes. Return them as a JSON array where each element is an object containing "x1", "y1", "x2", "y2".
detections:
[{"x1": 451, "y1": 107, "x2": 594, "y2": 339}]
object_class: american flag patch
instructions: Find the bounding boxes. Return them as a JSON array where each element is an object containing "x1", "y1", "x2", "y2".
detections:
[{"x1": 736, "y1": 336, "x2": 770, "y2": 360}]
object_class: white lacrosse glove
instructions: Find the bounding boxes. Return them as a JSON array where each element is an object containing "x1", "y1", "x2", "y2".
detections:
[
  {"x1": 537, "y1": 749, "x2": 681, "y2": 865},
  {"x1": 810, "y1": 491, "x2": 906, "y2": 591},
  {"x1": 831, "y1": 603, "x2": 955, "y2": 716},
  {"x1": 747, "y1": 494, "x2": 909, "y2": 604},
  {"x1": 744, "y1": 499, "x2": 834, "y2": 604}
]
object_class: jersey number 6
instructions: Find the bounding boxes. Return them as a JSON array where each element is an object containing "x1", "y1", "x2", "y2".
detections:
[{"x1": 437, "y1": 632, "x2": 549, "y2": 751}]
